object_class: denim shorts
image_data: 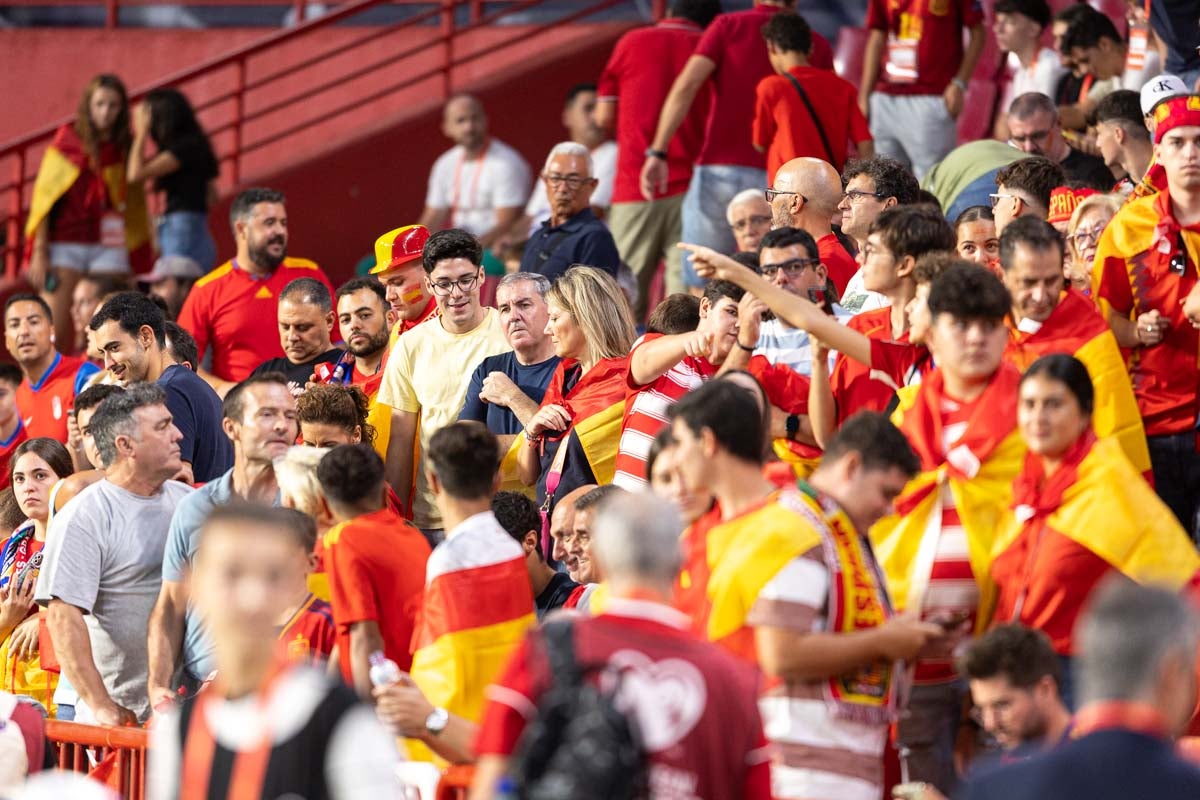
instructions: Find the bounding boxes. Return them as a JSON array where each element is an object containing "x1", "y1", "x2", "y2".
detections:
[
  {"x1": 158, "y1": 210, "x2": 217, "y2": 272},
  {"x1": 47, "y1": 242, "x2": 129, "y2": 274},
  {"x1": 680, "y1": 164, "x2": 766, "y2": 288}
]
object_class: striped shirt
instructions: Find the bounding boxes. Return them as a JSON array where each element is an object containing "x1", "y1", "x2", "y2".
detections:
[
  {"x1": 747, "y1": 550, "x2": 887, "y2": 800},
  {"x1": 754, "y1": 310, "x2": 847, "y2": 376},
  {"x1": 612, "y1": 334, "x2": 717, "y2": 490}
]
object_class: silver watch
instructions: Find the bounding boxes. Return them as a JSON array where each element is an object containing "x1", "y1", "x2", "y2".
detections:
[{"x1": 424, "y1": 706, "x2": 449, "y2": 735}]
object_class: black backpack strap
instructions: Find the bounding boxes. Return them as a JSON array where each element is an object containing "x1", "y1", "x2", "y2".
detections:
[{"x1": 783, "y1": 72, "x2": 836, "y2": 166}]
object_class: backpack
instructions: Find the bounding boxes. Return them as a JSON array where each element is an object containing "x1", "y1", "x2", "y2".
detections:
[{"x1": 509, "y1": 619, "x2": 648, "y2": 800}]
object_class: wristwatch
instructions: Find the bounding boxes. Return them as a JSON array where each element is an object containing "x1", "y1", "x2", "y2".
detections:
[
  {"x1": 425, "y1": 706, "x2": 449, "y2": 736},
  {"x1": 950, "y1": 77, "x2": 968, "y2": 92},
  {"x1": 786, "y1": 414, "x2": 800, "y2": 441},
  {"x1": 644, "y1": 147, "x2": 667, "y2": 160}
]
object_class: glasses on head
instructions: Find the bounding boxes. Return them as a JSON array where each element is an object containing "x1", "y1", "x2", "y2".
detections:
[
  {"x1": 989, "y1": 192, "x2": 1018, "y2": 208},
  {"x1": 429, "y1": 273, "x2": 481, "y2": 296},
  {"x1": 842, "y1": 189, "x2": 886, "y2": 204},
  {"x1": 765, "y1": 188, "x2": 806, "y2": 204},
  {"x1": 732, "y1": 214, "x2": 771, "y2": 232},
  {"x1": 1071, "y1": 226, "x2": 1106, "y2": 247},
  {"x1": 760, "y1": 257, "x2": 821, "y2": 278},
  {"x1": 1007, "y1": 129, "x2": 1053, "y2": 147},
  {"x1": 542, "y1": 173, "x2": 594, "y2": 190}
]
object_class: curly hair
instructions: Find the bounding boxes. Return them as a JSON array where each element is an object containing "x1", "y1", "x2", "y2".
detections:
[{"x1": 296, "y1": 384, "x2": 376, "y2": 445}]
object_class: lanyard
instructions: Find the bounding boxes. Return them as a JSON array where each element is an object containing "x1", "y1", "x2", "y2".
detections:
[
  {"x1": 1078, "y1": 73, "x2": 1095, "y2": 104},
  {"x1": 449, "y1": 140, "x2": 490, "y2": 228},
  {"x1": 179, "y1": 662, "x2": 288, "y2": 800}
]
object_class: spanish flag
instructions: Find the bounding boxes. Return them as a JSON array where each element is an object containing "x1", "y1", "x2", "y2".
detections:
[
  {"x1": 871, "y1": 364, "x2": 1026, "y2": 631},
  {"x1": 991, "y1": 430, "x2": 1200, "y2": 648},
  {"x1": 25, "y1": 125, "x2": 152, "y2": 273},
  {"x1": 407, "y1": 512, "x2": 535, "y2": 762},
  {"x1": 1005, "y1": 289, "x2": 1151, "y2": 477}
]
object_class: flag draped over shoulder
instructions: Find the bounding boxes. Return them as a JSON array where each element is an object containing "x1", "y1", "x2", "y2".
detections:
[
  {"x1": 537, "y1": 356, "x2": 629, "y2": 486},
  {"x1": 25, "y1": 125, "x2": 152, "y2": 273},
  {"x1": 1005, "y1": 290, "x2": 1151, "y2": 477},
  {"x1": 870, "y1": 364, "x2": 1026, "y2": 629},
  {"x1": 407, "y1": 515, "x2": 534, "y2": 762}
]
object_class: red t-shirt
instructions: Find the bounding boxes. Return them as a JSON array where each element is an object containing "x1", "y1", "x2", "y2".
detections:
[
  {"x1": 869, "y1": 337, "x2": 933, "y2": 388},
  {"x1": 177, "y1": 257, "x2": 334, "y2": 383},
  {"x1": 597, "y1": 19, "x2": 708, "y2": 203},
  {"x1": 865, "y1": 0, "x2": 984, "y2": 96},
  {"x1": 475, "y1": 601, "x2": 772, "y2": 800},
  {"x1": 693, "y1": 6, "x2": 832, "y2": 168},
  {"x1": 0, "y1": 423, "x2": 28, "y2": 492},
  {"x1": 830, "y1": 307, "x2": 908, "y2": 425},
  {"x1": 753, "y1": 65, "x2": 871, "y2": 182},
  {"x1": 15, "y1": 353, "x2": 97, "y2": 444},
  {"x1": 324, "y1": 507, "x2": 432, "y2": 681},
  {"x1": 818, "y1": 233, "x2": 858, "y2": 296},
  {"x1": 279, "y1": 594, "x2": 337, "y2": 665}
]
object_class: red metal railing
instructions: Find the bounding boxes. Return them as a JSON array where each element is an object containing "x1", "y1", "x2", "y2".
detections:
[
  {"x1": 0, "y1": 0, "x2": 659, "y2": 279},
  {"x1": 45, "y1": 720, "x2": 148, "y2": 800}
]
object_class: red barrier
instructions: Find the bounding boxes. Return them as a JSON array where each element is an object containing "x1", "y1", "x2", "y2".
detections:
[{"x1": 44, "y1": 720, "x2": 148, "y2": 800}]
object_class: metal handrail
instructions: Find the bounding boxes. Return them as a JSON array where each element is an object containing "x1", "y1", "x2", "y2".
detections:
[{"x1": 0, "y1": 0, "x2": 657, "y2": 278}]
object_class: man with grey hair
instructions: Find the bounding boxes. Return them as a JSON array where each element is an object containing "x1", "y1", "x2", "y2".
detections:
[
  {"x1": 1006, "y1": 92, "x2": 1114, "y2": 187},
  {"x1": 727, "y1": 188, "x2": 773, "y2": 255},
  {"x1": 962, "y1": 579, "x2": 1200, "y2": 799},
  {"x1": 518, "y1": 141, "x2": 621, "y2": 281},
  {"x1": 35, "y1": 383, "x2": 193, "y2": 725},
  {"x1": 178, "y1": 186, "x2": 333, "y2": 396},
  {"x1": 471, "y1": 490, "x2": 773, "y2": 799},
  {"x1": 250, "y1": 276, "x2": 343, "y2": 391},
  {"x1": 459, "y1": 272, "x2": 559, "y2": 451}
]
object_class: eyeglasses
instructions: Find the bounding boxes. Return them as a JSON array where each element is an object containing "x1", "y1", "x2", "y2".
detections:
[
  {"x1": 989, "y1": 192, "x2": 1018, "y2": 209},
  {"x1": 842, "y1": 189, "x2": 886, "y2": 204},
  {"x1": 731, "y1": 214, "x2": 771, "y2": 232},
  {"x1": 968, "y1": 698, "x2": 1018, "y2": 726},
  {"x1": 760, "y1": 257, "x2": 821, "y2": 278},
  {"x1": 542, "y1": 173, "x2": 595, "y2": 190},
  {"x1": 429, "y1": 273, "x2": 481, "y2": 296},
  {"x1": 765, "y1": 188, "x2": 806, "y2": 204},
  {"x1": 1007, "y1": 129, "x2": 1053, "y2": 147},
  {"x1": 1071, "y1": 226, "x2": 1106, "y2": 247}
]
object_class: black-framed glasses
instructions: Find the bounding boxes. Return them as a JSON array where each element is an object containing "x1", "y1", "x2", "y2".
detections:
[
  {"x1": 429, "y1": 274, "x2": 481, "y2": 296},
  {"x1": 765, "y1": 188, "x2": 806, "y2": 204},
  {"x1": 842, "y1": 189, "x2": 886, "y2": 204},
  {"x1": 731, "y1": 214, "x2": 771, "y2": 232},
  {"x1": 760, "y1": 257, "x2": 821, "y2": 278},
  {"x1": 542, "y1": 173, "x2": 595, "y2": 190}
]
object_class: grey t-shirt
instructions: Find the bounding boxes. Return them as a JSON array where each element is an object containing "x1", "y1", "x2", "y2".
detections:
[{"x1": 36, "y1": 478, "x2": 193, "y2": 722}]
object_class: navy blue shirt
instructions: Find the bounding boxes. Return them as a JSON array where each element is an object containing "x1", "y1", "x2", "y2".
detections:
[
  {"x1": 518, "y1": 208, "x2": 621, "y2": 282},
  {"x1": 458, "y1": 351, "x2": 560, "y2": 435},
  {"x1": 1151, "y1": 1, "x2": 1200, "y2": 76},
  {"x1": 158, "y1": 364, "x2": 233, "y2": 483}
]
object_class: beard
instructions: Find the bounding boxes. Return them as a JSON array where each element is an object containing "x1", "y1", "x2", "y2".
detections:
[
  {"x1": 248, "y1": 235, "x2": 287, "y2": 270},
  {"x1": 347, "y1": 328, "x2": 389, "y2": 359}
]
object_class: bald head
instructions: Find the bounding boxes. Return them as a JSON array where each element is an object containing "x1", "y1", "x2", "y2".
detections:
[
  {"x1": 771, "y1": 157, "x2": 844, "y2": 229},
  {"x1": 443, "y1": 94, "x2": 487, "y2": 152},
  {"x1": 549, "y1": 484, "x2": 596, "y2": 565}
]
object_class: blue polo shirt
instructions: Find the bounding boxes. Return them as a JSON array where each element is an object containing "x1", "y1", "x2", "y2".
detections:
[
  {"x1": 458, "y1": 351, "x2": 560, "y2": 435},
  {"x1": 518, "y1": 208, "x2": 621, "y2": 282}
]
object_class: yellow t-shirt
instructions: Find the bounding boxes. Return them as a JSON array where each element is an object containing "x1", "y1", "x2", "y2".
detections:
[{"x1": 376, "y1": 308, "x2": 509, "y2": 529}]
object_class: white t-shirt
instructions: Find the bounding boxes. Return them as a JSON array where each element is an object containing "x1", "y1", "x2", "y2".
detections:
[
  {"x1": 523, "y1": 140, "x2": 619, "y2": 238},
  {"x1": 1001, "y1": 48, "x2": 1067, "y2": 113},
  {"x1": 425, "y1": 138, "x2": 532, "y2": 237},
  {"x1": 1122, "y1": 49, "x2": 1162, "y2": 92},
  {"x1": 839, "y1": 267, "x2": 890, "y2": 316}
]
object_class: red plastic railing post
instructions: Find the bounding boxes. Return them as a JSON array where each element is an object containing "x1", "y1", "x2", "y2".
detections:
[
  {"x1": 232, "y1": 58, "x2": 246, "y2": 185},
  {"x1": 293, "y1": 0, "x2": 308, "y2": 23},
  {"x1": 105, "y1": 0, "x2": 118, "y2": 29},
  {"x1": 652, "y1": 0, "x2": 666, "y2": 20},
  {"x1": 5, "y1": 153, "x2": 24, "y2": 281},
  {"x1": 441, "y1": 0, "x2": 455, "y2": 99}
]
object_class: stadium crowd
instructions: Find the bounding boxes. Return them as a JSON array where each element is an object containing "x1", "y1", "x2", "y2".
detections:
[{"x1": 5, "y1": 0, "x2": 1200, "y2": 797}]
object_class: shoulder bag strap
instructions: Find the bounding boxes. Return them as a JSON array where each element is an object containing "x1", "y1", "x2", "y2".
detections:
[{"x1": 783, "y1": 72, "x2": 836, "y2": 166}]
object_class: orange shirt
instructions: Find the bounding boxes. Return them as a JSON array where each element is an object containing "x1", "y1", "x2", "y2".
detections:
[
  {"x1": 323, "y1": 506, "x2": 431, "y2": 682},
  {"x1": 15, "y1": 353, "x2": 98, "y2": 443},
  {"x1": 830, "y1": 307, "x2": 910, "y2": 425},
  {"x1": 177, "y1": 257, "x2": 333, "y2": 383}
]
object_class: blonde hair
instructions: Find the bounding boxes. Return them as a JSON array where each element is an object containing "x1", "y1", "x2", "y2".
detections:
[
  {"x1": 1067, "y1": 193, "x2": 1121, "y2": 263},
  {"x1": 274, "y1": 445, "x2": 329, "y2": 519},
  {"x1": 546, "y1": 266, "x2": 635, "y2": 365}
]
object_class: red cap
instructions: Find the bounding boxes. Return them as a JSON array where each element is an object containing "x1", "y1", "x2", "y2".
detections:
[{"x1": 1048, "y1": 186, "x2": 1099, "y2": 225}]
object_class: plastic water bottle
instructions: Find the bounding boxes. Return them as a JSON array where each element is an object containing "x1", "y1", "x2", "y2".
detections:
[{"x1": 368, "y1": 651, "x2": 402, "y2": 687}]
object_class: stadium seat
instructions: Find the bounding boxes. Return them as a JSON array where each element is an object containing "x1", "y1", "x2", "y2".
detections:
[
  {"x1": 957, "y1": 79, "x2": 999, "y2": 145},
  {"x1": 834, "y1": 26, "x2": 870, "y2": 91}
]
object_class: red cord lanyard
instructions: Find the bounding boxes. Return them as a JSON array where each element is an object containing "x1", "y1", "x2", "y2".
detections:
[
  {"x1": 1071, "y1": 701, "x2": 1168, "y2": 740},
  {"x1": 1078, "y1": 73, "x2": 1095, "y2": 103},
  {"x1": 449, "y1": 139, "x2": 490, "y2": 228}
]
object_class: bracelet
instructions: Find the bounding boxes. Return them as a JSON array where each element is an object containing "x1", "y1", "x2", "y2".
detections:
[
  {"x1": 950, "y1": 77, "x2": 968, "y2": 92},
  {"x1": 644, "y1": 147, "x2": 667, "y2": 160},
  {"x1": 524, "y1": 427, "x2": 542, "y2": 444},
  {"x1": 736, "y1": 340, "x2": 755, "y2": 352}
]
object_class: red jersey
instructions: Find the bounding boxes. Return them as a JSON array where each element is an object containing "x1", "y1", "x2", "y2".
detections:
[
  {"x1": 178, "y1": 257, "x2": 334, "y2": 383},
  {"x1": 15, "y1": 353, "x2": 98, "y2": 444},
  {"x1": 753, "y1": 65, "x2": 871, "y2": 182},
  {"x1": 279, "y1": 594, "x2": 337, "y2": 665},
  {"x1": 323, "y1": 506, "x2": 431, "y2": 682},
  {"x1": 598, "y1": 19, "x2": 708, "y2": 204},
  {"x1": 817, "y1": 233, "x2": 858, "y2": 296},
  {"x1": 387, "y1": 296, "x2": 438, "y2": 350},
  {"x1": 869, "y1": 336, "x2": 933, "y2": 388},
  {"x1": 0, "y1": 423, "x2": 28, "y2": 492},
  {"x1": 830, "y1": 307, "x2": 911, "y2": 425},
  {"x1": 693, "y1": 5, "x2": 832, "y2": 168},
  {"x1": 475, "y1": 599, "x2": 772, "y2": 800},
  {"x1": 866, "y1": 0, "x2": 984, "y2": 96}
]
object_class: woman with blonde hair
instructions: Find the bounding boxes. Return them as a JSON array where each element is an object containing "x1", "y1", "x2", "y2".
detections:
[
  {"x1": 518, "y1": 266, "x2": 635, "y2": 512},
  {"x1": 1065, "y1": 193, "x2": 1120, "y2": 295},
  {"x1": 274, "y1": 445, "x2": 336, "y2": 601}
]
